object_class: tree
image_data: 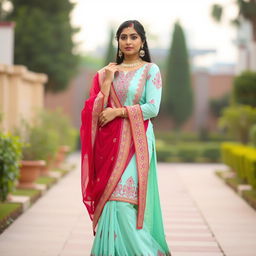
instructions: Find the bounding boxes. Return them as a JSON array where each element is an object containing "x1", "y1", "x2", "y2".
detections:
[
  {"x1": 104, "y1": 28, "x2": 116, "y2": 66},
  {"x1": 163, "y1": 21, "x2": 193, "y2": 129},
  {"x1": 211, "y1": 1, "x2": 256, "y2": 41},
  {"x1": 6, "y1": 0, "x2": 80, "y2": 92},
  {"x1": 210, "y1": 94, "x2": 231, "y2": 118},
  {"x1": 233, "y1": 70, "x2": 256, "y2": 107},
  {"x1": 218, "y1": 104, "x2": 256, "y2": 144}
]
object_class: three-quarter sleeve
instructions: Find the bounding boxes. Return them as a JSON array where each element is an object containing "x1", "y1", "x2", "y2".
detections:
[{"x1": 140, "y1": 64, "x2": 162, "y2": 120}]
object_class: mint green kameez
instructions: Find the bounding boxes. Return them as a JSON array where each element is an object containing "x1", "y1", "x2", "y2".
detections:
[{"x1": 90, "y1": 63, "x2": 171, "y2": 256}]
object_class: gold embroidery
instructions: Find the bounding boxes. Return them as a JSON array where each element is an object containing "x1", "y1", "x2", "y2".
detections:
[
  {"x1": 126, "y1": 105, "x2": 149, "y2": 229},
  {"x1": 91, "y1": 92, "x2": 104, "y2": 146}
]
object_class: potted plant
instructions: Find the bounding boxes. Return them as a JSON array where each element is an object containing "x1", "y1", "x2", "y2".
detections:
[
  {"x1": 37, "y1": 109, "x2": 78, "y2": 168},
  {"x1": 15, "y1": 119, "x2": 59, "y2": 188}
]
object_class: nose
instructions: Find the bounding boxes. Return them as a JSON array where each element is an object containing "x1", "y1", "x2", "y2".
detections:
[{"x1": 126, "y1": 37, "x2": 131, "y2": 44}]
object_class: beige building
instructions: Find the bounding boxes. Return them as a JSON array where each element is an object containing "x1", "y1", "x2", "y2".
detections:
[{"x1": 0, "y1": 64, "x2": 47, "y2": 132}]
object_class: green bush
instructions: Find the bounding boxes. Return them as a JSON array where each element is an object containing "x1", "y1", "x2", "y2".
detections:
[
  {"x1": 221, "y1": 142, "x2": 256, "y2": 188},
  {"x1": 249, "y1": 124, "x2": 256, "y2": 147},
  {"x1": 15, "y1": 119, "x2": 59, "y2": 162},
  {"x1": 207, "y1": 132, "x2": 233, "y2": 142},
  {"x1": 218, "y1": 105, "x2": 256, "y2": 144},
  {"x1": 233, "y1": 70, "x2": 256, "y2": 107},
  {"x1": 156, "y1": 131, "x2": 230, "y2": 143},
  {"x1": 156, "y1": 147, "x2": 176, "y2": 162},
  {"x1": 210, "y1": 94, "x2": 230, "y2": 117},
  {"x1": 156, "y1": 140, "x2": 221, "y2": 163},
  {"x1": 201, "y1": 144, "x2": 220, "y2": 162},
  {"x1": 244, "y1": 150, "x2": 256, "y2": 189},
  {"x1": 176, "y1": 145, "x2": 200, "y2": 162},
  {"x1": 37, "y1": 109, "x2": 78, "y2": 151},
  {"x1": 0, "y1": 133, "x2": 22, "y2": 202},
  {"x1": 155, "y1": 131, "x2": 199, "y2": 143}
]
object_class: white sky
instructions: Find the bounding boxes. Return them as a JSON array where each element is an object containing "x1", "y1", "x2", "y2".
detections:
[{"x1": 71, "y1": 0, "x2": 239, "y2": 65}]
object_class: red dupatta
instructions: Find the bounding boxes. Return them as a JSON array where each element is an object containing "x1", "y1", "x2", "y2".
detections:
[{"x1": 80, "y1": 67, "x2": 150, "y2": 234}]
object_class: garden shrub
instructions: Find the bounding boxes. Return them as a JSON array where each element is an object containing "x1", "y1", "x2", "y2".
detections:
[
  {"x1": 0, "y1": 133, "x2": 22, "y2": 201},
  {"x1": 221, "y1": 142, "x2": 256, "y2": 188}
]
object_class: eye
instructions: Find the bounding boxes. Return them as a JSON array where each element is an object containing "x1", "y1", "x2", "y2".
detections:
[
  {"x1": 120, "y1": 35, "x2": 127, "y2": 40},
  {"x1": 131, "y1": 35, "x2": 138, "y2": 40}
]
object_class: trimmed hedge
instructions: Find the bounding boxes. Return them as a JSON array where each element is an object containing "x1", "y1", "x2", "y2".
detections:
[
  {"x1": 156, "y1": 141, "x2": 221, "y2": 163},
  {"x1": 155, "y1": 131, "x2": 232, "y2": 143},
  {"x1": 221, "y1": 142, "x2": 256, "y2": 189}
]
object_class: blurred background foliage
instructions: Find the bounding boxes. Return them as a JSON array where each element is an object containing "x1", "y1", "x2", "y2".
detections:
[{"x1": 2, "y1": 0, "x2": 81, "y2": 93}]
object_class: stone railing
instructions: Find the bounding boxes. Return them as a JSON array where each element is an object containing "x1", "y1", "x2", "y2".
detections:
[{"x1": 0, "y1": 64, "x2": 48, "y2": 132}]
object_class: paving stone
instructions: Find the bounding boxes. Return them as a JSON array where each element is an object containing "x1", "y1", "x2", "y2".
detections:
[{"x1": 0, "y1": 154, "x2": 255, "y2": 256}]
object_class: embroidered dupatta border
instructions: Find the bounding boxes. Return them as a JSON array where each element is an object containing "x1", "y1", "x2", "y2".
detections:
[
  {"x1": 126, "y1": 104, "x2": 149, "y2": 229},
  {"x1": 91, "y1": 91, "x2": 105, "y2": 146}
]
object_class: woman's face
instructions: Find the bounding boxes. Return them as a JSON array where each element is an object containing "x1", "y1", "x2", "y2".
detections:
[{"x1": 118, "y1": 26, "x2": 143, "y2": 58}]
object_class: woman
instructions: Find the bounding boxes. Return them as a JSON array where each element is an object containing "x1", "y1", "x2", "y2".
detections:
[{"x1": 80, "y1": 20, "x2": 171, "y2": 256}]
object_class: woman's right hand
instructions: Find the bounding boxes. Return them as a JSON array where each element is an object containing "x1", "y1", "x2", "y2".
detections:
[{"x1": 104, "y1": 62, "x2": 119, "y2": 82}]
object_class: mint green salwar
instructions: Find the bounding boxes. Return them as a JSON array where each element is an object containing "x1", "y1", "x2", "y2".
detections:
[{"x1": 90, "y1": 63, "x2": 171, "y2": 256}]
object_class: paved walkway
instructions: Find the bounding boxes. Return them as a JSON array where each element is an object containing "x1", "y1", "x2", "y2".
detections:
[{"x1": 0, "y1": 153, "x2": 256, "y2": 256}]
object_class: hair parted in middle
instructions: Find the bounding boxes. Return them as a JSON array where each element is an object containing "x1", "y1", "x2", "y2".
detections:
[{"x1": 115, "y1": 20, "x2": 151, "y2": 64}]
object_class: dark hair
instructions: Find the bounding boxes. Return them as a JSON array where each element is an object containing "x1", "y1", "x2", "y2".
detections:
[{"x1": 115, "y1": 20, "x2": 151, "y2": 64}]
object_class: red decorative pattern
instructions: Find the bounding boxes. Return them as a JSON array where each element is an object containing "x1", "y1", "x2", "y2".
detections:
[
  {"x1": 126, "y1": 104, "x2": 149, "y2": 229},
  {"x1": 133, "y1": 63, "x2": 153, "y2": 104},
  {"x1": 110, "y1": 84, "x2": 122, "y2": 108},
  {"x1": 113, "y1": 70, "x2": 136, "y2": 105},
  {"x1": 152, "y1": 71, "x2": 162, "y2": 89}
]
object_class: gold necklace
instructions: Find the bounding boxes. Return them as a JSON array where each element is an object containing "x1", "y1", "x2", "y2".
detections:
[{"x1": 120, "y1": 61, "x2": 143, "y2": 68}]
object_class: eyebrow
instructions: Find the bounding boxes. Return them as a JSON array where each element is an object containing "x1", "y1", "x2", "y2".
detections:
[{"x1": 120, "y1": 33, "x2": 138, "y2": 36}]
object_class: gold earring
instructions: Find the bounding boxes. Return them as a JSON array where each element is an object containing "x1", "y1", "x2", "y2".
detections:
[
  {"x1": 139, "y1": 45, "x2": 145, "y2": 58},
  {"x1": 118, "y1": 49, "x2": 123, "y2": 58}
]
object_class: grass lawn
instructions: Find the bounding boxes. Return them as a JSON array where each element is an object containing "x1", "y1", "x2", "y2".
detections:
[
  {"x1": 0, "y1": 202, "x2": 22, "y2": 233},
  {"x1": 36, "y1": 176, "x2": 57, "y2": 188},
  {"x1": 52, "y1": 168, "x2": 69, "y2": 176},
  {"x1": 225, "y1": 177, "x2": 241, "y2": 192},
  {"x1": 12, "y1": 188, "x2": 41, "y2": 197},
  {"x1": 242, "y1": 190, "x2": 256, "y2": 210}
]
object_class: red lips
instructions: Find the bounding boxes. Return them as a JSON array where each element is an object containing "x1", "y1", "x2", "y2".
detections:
[{"x1": 125, "y1": 47, "x2": 133, "y2": 50}]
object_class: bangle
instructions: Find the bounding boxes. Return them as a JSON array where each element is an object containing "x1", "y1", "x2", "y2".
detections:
[{"x1": 121, "y1": 108, "x2": 125, "y2": 118}]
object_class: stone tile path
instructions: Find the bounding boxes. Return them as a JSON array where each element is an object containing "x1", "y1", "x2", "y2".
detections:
[{"x1": 0, "y1": 154, "x2": 256, "y2": 256}]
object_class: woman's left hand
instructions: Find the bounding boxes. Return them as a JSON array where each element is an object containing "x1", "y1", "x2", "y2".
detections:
[{"x1": 98, "y1": 108, "x2": 117, "y2": 127}]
